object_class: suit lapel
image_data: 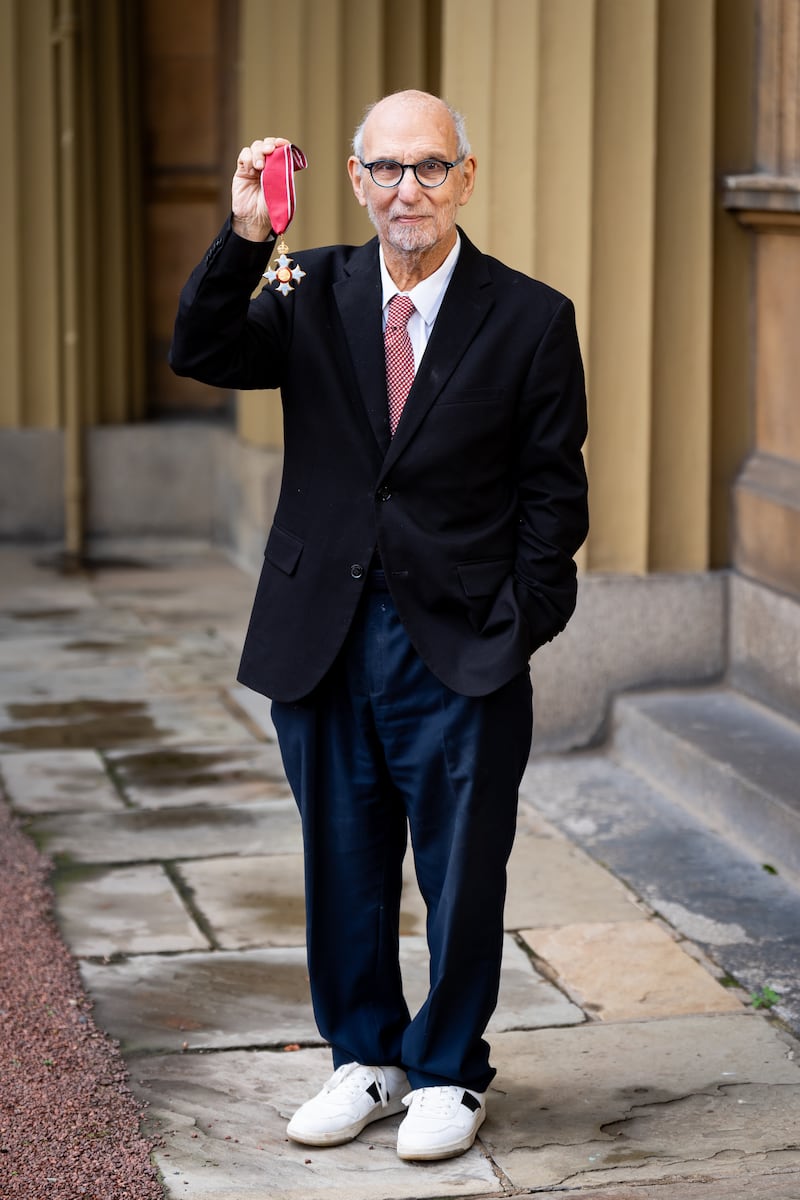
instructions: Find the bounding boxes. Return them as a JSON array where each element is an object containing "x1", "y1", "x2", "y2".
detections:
[
  {"x1": 333, "y1": 239, "x2": 392, "y2": 456},
  {"x1": 382, "y1": 233, "x2": 495, "y2": 470},
  {"x1": 332, "y1": 231, "x2": 496, "y2": 467}
]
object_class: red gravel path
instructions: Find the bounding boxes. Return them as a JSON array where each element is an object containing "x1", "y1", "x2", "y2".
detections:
[{"x1": 0, "y1": 798, "x2": 164, "y2": 1199}]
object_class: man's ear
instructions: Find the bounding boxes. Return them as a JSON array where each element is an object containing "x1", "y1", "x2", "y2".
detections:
[
  {"x1": 347, "y1": 157, "x2": 368, "y2": 207},
  {"x1": 458, "y1": 155, "x2": 477, "y2": 208}
]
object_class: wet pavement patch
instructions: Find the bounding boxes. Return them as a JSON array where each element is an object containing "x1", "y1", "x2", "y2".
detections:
[
  {"x1": 177, "y1": 850, "x2": 428, "y2": 949},
  {"x1": 176, "y1": 853, "x2": 308, "y2": 949},
  {"x1": 62, "y1": 640, "x2": 126, "y2": 652},
  {"x1": 54, "y1": 863, "x2": 211, "y2": 957},
  {"x1": 103, "y1": 742, "x2": 291, "y2": 809},
  {"x1": 0, "y1": 699, "x2": 161, "y2": 749},
  {"x1": 7, "y1": 608, "x2": 83, "y2": 621},
  {"x1": 109, "y1": 745, "x2": 284, "y2": 790},
  {"x1": 27, "y1": 798, "x2": 303, "y2": 864}
]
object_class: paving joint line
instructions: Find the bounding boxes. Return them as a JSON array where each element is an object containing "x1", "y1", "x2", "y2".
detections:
[
  {"x1": 162, "y1": 860, "x2": 221, "y2": 951},
  {"x1": 124, "y1": 1039, "x2": 327, "y2": 1060}
]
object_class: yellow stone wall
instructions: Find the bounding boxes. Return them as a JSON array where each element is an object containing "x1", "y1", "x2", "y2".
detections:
[{"x1": 0, "y1": 0, "x2": 765, "y2": 579}]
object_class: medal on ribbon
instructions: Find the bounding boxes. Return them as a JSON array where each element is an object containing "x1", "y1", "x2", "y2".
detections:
[{"x1": 261, "y1": 143, "x2": 308, "y2": 295}]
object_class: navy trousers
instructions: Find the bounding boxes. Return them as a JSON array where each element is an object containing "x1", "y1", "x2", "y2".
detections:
[{"x1": 271, "y1": 574, "x2": 533, "y2": 1093}]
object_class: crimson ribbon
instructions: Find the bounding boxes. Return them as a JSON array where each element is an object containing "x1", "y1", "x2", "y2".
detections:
[{"x1": 260, "y1": 143, "x2": 308, "y2": 236}]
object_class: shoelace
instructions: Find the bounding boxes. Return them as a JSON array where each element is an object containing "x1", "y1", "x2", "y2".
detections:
[
  {"x1": 403, "y1": 1085, "x2": 463, "y2": 1116},
  {"x1": 323, "y1": 1063, "x2": 390, "y2": 1108}
]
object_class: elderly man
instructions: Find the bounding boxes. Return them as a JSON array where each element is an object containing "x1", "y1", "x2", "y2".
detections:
[{"x1": 170, "y1": 89, "x2": 588, "y2": 1161}]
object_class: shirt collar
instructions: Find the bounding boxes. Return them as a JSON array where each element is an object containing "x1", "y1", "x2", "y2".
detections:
[{"x1": 379, "y1": 233, "x2": 461, "y2": 326}]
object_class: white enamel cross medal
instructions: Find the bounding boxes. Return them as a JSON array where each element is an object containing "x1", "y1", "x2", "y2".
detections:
[
  {"x1": 260, "y1": 143, "x2": 309, "y2": 296},
  {"x1": 263, "y1": 238, "x2": 306, "y2": 296}
]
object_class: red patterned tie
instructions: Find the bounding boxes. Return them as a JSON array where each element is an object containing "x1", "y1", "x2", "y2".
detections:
[{"x1": 384, "y1": 294, "x2": 416, "y2": 435}]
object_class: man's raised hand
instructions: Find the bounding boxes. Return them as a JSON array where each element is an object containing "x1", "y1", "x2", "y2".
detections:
[{"x1": 232, "y1": 137, "x2": 291, "y2": 241}]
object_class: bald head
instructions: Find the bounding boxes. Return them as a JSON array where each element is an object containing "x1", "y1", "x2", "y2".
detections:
[{"x1": 352, "y1": 91, "x2": 471, "y2": 162}]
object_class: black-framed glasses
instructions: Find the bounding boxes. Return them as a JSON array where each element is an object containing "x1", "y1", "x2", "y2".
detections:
[{"x1": 359, "y1": 157, "x2": 465, "y2": 189}]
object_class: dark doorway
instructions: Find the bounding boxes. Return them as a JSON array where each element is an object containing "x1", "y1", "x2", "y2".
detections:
[{"x1": 139, "y1": 0, "x2": 239, "y2": 417}]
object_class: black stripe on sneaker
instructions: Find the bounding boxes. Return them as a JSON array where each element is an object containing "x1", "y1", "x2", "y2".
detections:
[
  {"x1": 461, "y1": 1091, "x2": 481, "y2": 1112},
  {"x1": 366, "y1": 1082, "x2": 381, "y2": 1103}
]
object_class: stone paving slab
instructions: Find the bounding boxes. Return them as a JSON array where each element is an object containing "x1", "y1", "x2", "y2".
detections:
[
  {"x1": 520, "y1": 920, "x2": 743, "y2": 1021},
  {"x1": 106, "y1": 743, "x2": 289, "y2": 810},
  {"x1": 132, "y1": 1045, "x2": 501, "y2": 1200},
  {"x1": 551, "y1": 1176, "x2": 800, "y2": 1200},
  {"x1": 0, "y1": 697, "x2": 162, "y2": 751},
  {"x1": 0, "y1": 748, "x2": 124, "y2": 813},
  {"x1": 226, "y1": 685, "x2": 277, "y2": 740},
  {"x1": 400, "y1": 860, "x2": 429, "y2": 936},
  {"x1": 55, "y1": 864, "x2": 211, "y2": 956},
  {"x1": 0, "y1": 606, "x2": 147, "y2": 641},
  {"x1": 0, "y1": 694, "x2": 257, "y2": 751},
  {"x1": 85, "y1": 557, "x2": 255, "y2": 594},
  {"x1": 400, "y1": 936, "x2": 584, "y2": 1034},
  {"x1": 178, "y1": 853, "x2": 307, "y2": 948},
  {"x1": 214, "y1": 622, "x2": 252, "y2": 655},
  {"x1": 506, "y1": 822, "x2": 645, "y2": 930},
  {"x1": 86, "y1": 566, "x2": 256, "y2": 620},
  {"x1": 143, "y1": 643, "x2": 244, "y2": 694},
  {"x1": 30, "y1": 798, "x2": 302, "y2": 864},
  {"x1": 482, "y1": 1014, "x2": 800, "y2": 1190},
  {"x1": 98, "y1": 587, "x2": 251, "y2": 630},
  {"x1": 177, "y1": 852, "x2": 427, "y2": 948},
  {"x1": 80, "y1": 934, "x2": 582, "y2": 1055},
  {"x1": 0, "y1": 626, "x2": 234, "y2": 679},
  {"x1": 0, "y1": 571, "x2": 99, "y2": 613},
  {"x1": 81, "y1": 948, "x2": 318, "y2": 1053},
  {"x1": 0, "y1": 663, "x2": 153, "y2": 701},
  {"x1": 25, "y1": 627, "x2": 241, "y2": 691},
  {"x1": 0, "y1": 631, "x2": 140, "y2": 670}
]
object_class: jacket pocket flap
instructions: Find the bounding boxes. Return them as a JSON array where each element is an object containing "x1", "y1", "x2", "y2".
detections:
[
  {"x1": 457, "y1": 559, "x2": 512, "y2": 598},
  {"x1": 265, "y1": 524, "x2": 304, "y2": 576}
]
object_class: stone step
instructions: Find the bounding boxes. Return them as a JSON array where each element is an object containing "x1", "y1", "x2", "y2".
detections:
[
  {"x1": 612, "y1": 686, "x2": 800, "y2": 883},
  {"x1": 521, "y1": 750, "x2": 800, "y2": 1034}
]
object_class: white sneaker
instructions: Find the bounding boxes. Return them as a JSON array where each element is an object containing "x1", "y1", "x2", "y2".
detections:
[
  {"x1": 396, "y1": 1085, "x2": 486, "y2": 1160},
  {"x1": 286, "y1": 1063, "x2": 410, "y2": 1146}
]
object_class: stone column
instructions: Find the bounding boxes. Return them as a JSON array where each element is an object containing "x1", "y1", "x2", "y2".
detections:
[
  {"x1": 724, "y1": 0, "x2": 800, "y2": 596},
  {"x1": 443, "y1": 0, "x2": 715, "y2": 574}
]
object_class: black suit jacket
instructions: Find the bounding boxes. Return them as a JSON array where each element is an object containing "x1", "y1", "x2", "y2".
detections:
[{"x1": 170, "y1": 220, "x2": 589, "y2": 701}]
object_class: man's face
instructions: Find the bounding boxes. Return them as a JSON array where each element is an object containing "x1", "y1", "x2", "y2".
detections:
[{"x1": 348, "y1": 95, "x2": 476, "y2": 259}]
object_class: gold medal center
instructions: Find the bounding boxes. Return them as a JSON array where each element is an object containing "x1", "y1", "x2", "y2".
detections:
[{"x1": 277, "y1": 266, "x2": 293, "y2": 283}]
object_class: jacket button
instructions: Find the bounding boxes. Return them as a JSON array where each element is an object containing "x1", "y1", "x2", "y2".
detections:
[
  {"x1": 350, "y1": 563, "x2": 364, "y2": 579},
  {"x1": 377, "y1": 485, "x2": 392, "y2": 502}
]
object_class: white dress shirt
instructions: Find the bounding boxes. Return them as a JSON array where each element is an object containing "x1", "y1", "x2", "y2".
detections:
[{"x1": 379, "y1": 234, "x2": 461, "y2": 372}]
